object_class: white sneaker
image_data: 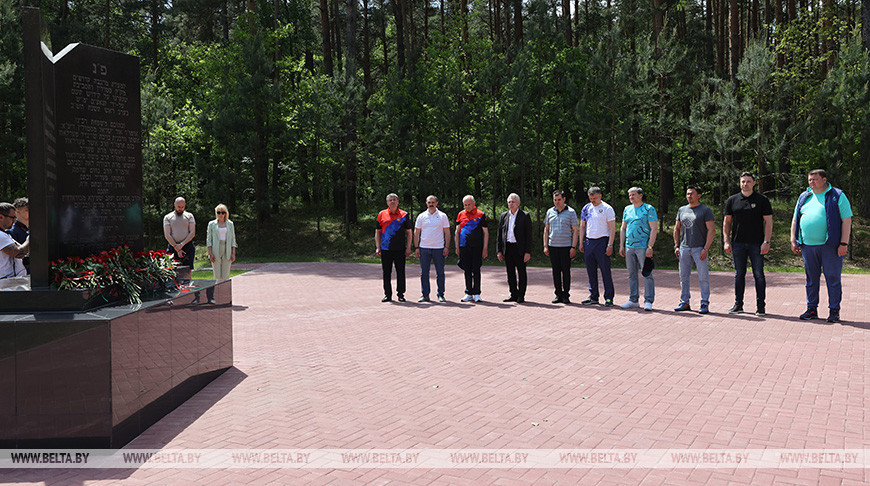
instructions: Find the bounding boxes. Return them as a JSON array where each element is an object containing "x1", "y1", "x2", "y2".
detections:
[
  {"x1": 620, "y1": 301, "x2": 640, "y2": 309},
  {"x1": 643, "y1": 302, "x2": 653, "y2": 311},
  {"x1": 461, "y1": 294, "x2": 474, "y2": 302},
  {"x1": 473, "y1": 295, "x2": 482, "y2": 302}
]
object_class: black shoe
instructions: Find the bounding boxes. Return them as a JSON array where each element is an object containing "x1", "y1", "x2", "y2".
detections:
[
  {"x1": 827, "y1": 311, "x2": 840, "y2": 323},
  {"x1": 755, "y1": 305, "x2": 766, "y2": 316},
  {"x1": 382, "y1": 296, "x2": 392, "y2": 302},
  {"x1": 799, "y1": 308, "x2": 818, "y2": 320},
  {"x1": 418, "y1": 296, "x2": 431, "y2": 302},
  {"x1": 552, "y1": 297, "x2": 562, "y2": 304},
  {"x1": 581, "y1": 298, "x2": 598, "y2": 305},
  {"x1": 729, "y1": 304, "x2": 743, "y2": 314},
  {"x1": 504, "y1": 296, "x2": 517, "y2": 302},
  {"x1": 516, "y1": 297, "x2": 525, "y2": 303},
  {"x1": 397, "y1": 295, "x2": 406, "y2": 302},
  {"x1": 563, "y1": 297, "x2": 571, "y2": 305},
  {"x1": 603, "y1": 299, "x2": 614, "y2": 307}
]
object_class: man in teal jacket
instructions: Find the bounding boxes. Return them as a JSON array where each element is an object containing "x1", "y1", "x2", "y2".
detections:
[{"x1": 790, "y1": 169, "x2": 853, "y2": 323}]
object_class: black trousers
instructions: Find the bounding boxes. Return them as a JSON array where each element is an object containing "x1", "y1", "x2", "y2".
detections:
[
  {"x1": 380, "y1": 250, "x2": 406, "y2": 297},
  {"x1": 459, "y1": 246, "x2": 483, "y2": 295},
  {"x1": 504, "y1": 242, "x2": 527, "y2": 299},
  {"x1": 549, "y1": 246, "x2": 572, "y2": 299},
  {"x1": 168, "y1": 241, "x2": 195, "y2": 268}
]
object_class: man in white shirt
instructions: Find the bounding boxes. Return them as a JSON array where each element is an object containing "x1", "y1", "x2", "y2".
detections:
[
  {"x1": 0, "y1": 202, "x2": 29, "y2": 279},
  {"x1": 414, "y1": 195, "x2": 451, "y2": 302},
  {"x1": 579, "y1": 187, "x2": 617, "y2": 306}
]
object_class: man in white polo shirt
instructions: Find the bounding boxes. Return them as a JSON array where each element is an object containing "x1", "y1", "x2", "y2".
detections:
[
  {"x1": 0, "y1": 202, "x2": 29, "y2": 279},
  {"x1": 414, "y1": 195, "x2": 451, "y2": 302},
  {"x1": 579, "y1": 186, "x2": 617, "y2": 306}
]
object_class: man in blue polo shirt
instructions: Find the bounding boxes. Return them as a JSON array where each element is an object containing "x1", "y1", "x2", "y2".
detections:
[{"x1": 790, "y1": 169, "x2": 853, "y2": 323}]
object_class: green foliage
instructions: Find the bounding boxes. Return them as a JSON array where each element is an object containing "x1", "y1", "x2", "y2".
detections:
[{"x1": 3, "y1": 0, "x2": 868, "y2": 262}]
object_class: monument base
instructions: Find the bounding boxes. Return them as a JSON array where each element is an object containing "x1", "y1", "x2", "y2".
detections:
[{"x1": 0, "y1": 279, "x2": 233, "y2": 448}]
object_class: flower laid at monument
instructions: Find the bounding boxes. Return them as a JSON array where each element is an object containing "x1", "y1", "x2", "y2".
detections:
[{"x1": 49, "y1": 244, "x2": 178, "y2": 304}]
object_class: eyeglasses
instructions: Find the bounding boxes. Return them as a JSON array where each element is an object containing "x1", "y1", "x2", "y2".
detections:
[
  {"x1": 216, "y1": 211, "x2": 227, "y2": 215},
  {"x1": 0, "y1": 213, "x2": 15, "y2": 220}
]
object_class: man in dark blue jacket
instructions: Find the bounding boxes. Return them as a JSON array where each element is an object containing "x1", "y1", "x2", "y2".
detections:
[{"x1": 790, "y1": 169, "x2": 853, "y2": 323}]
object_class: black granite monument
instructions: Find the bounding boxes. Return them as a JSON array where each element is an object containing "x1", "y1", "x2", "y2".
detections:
[{"x1": 0, "y1": 8, "x2": 233, "y2": 448}]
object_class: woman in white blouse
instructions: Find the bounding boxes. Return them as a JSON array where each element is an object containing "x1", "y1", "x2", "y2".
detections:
[{"x1": 206, "y1": 203, "x2": 237, "y2": 281}]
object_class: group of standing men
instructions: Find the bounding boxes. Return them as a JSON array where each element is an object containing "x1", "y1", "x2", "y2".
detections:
[{"x1": 375, "y1": 168, "x2": 853, "y2": 321}]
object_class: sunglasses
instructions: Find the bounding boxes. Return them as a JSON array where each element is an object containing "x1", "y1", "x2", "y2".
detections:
[{"x1": 216, "y1": 211, "x2": 227, "y2": 214}]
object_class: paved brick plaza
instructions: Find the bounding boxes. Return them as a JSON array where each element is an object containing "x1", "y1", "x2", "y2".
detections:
[{"x1": 4, "y1": 262, "x2": 870, "y2": 484}]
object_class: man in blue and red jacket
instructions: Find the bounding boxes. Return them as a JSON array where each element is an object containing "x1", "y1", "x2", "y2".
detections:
[
  {"x1": 375, "y1": 193, "x2": 413, "y2": 302},
  {"x1": 455, "y1": 195, "x2": 489, "y2": 302},
  {"x1": 790, "y1": 169, "x2": 853, "y2": 323}
]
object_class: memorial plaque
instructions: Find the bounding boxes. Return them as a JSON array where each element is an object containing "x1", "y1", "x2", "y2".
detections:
[{"x1": 51, "y1": 43, "x2": 143, "y2": 258}]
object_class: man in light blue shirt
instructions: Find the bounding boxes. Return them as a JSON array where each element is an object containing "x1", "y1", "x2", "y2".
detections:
[
  {"x1": 619, "y1": 187, "x2": 658, "y2": 311},
  {"x1": 790, "y1": 169, "x2": 853, "y2": 323}
]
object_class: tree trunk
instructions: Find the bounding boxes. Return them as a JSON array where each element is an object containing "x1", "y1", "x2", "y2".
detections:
[
  {"x1": 821, "y1": 0, "x2": 834, "y2": 72},
  {"x1": 706, "y1": 0, "x2": 715, "y2": 67},
  {"x1": 332, "y1": 0, "x2": 343, "y2": 66},
  {"x1": 424, "y1": 0, "x2": 430, "y2": 44},
  {"x1": 381, "y1": 0, "x2": 389, "y2": 76},
  {"x1": 104, "y1": 0, "x2": 111, "y2": 48},
  {"x1": 729, "y1": 0, "x2": 741, "y2": 82},
  {"x1": 574, "y1": 0, "x2": 580, "y2": 45},
  {"x1": 272, "y1": 0, "x2": 282, "y2": 214},
  {"x1": 495, "y1": 0, "x2": 502, "y2": 45},
  {"x1": 462, "y1": 0, "x2": 469, "y2": 44},
  {"x1": 407, "y1": 0, "x2": 416, "y2": 64},
  {"x1": 345, "y1": 0, "x2": 359, "y2": 229},
  {"x1": 222, "y1": 0, "x2": 229, "y2": 41},
  {"x1": 513, "y1": 0, "x2": 522, "y2": 44},
  {"x1": 363, "y1": 0, "x2": 371, "y2": 92},
  {"x1": 151, "y1": 0, "x2": 160, "y2": 78},
  {"x1": 717, "y1": 0, "x2": 727, "y2": 75},
  {"x1": 863, "y1": 0, "x2": 870, "y2": 51},
  {"x1": 320, "y1": 0, "x2": 334, "y2": 76},
  {"x1": 774, "y1": 0, "x2": 784, "y2": 66},
  {"x1": 658, "y1": 151, "x2": 673, "y2": 217},
  {"x1": 563, "y1": 0, "x2": 572, "y2": 45},
  {"x1": 395, "y1": 0, "x2": 407, "y2": 74},
  {"x1": 652, "y1": 0, "x2": 663, "y2": 45},
  {"x1": 504, "y1": 0, "x2": 511, "y2": 46}
]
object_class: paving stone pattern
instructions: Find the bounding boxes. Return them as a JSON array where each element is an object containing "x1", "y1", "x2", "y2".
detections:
[{"x1": 4, "y1": 262, "x2": 869, "y2": 485}]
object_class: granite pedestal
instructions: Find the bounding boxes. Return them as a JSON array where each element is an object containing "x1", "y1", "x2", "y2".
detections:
[{"x1": 0, "y1": 279, "x2": 233, "y2": 448}]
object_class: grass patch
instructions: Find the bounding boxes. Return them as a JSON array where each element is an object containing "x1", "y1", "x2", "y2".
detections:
[{"x1": 190, "y1": 269, "x2": 252, "y2": 279}]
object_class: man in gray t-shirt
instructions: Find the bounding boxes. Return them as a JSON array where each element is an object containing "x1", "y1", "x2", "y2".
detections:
[
  {"x1": 673, "y1": 186, "x2": 716, "y2": 314},
  {"x1": 164, "y1": 197, "x2": 196, "y2": 267}
]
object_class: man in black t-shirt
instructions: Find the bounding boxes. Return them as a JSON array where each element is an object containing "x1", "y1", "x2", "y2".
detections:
[{"x1": 723, "y1": 172, "x2": 773, "y2": 316}]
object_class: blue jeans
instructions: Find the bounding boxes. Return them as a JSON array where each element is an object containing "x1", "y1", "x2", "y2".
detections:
[
  {"x1": 626, "y1": 247, "x2": 654, "y2": 303},
  {"x1": 732, "y1": 242, "x2": 765, "y2": 306},
  {"x1": 584, "y1": 237, "x2": 614, "y2": 301},
  {"x1": 419, "y1": 248, "x2": 446, "y2": 297},
  {"x1": 801, "y1": 244, "x2": 843, "y2": 311},
  {"x1": 679, "y1": 246, "x2": 710, "y2": 306}
]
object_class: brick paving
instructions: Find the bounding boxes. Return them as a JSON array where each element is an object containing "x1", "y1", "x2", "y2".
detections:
[{"x1": 3, "y1": 262, "x2": 870, "y2": 485}]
